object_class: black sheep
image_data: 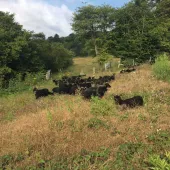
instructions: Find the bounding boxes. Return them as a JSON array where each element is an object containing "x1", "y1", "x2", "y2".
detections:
[
  {"x1": 33, "y1": 87, "x2": 54, "y2": 99},
  {"x1": 58, "y1": 81, "x2": 72, "y2": 94},
  {"x1": 97, "y1": 84, "x2": 110, "y2": 97},
  {"x1": 52, "y1": 87, "x2": 60, "y2": 94},
  {"x1": 53, "y1": 80, "x2": 59, "y2": 85},
  {"x1": 81, "y1": 87, "x2": 97, "y2": 99},
  {"x1": 69, "y1": 84, "x2": 78, "y2": 95},
  {"x1": 82, "y1": 84, "x2": 110, "y2": 99},
  {"x1": 114, "y1": 95, "x2": 144, "y2": 108}
]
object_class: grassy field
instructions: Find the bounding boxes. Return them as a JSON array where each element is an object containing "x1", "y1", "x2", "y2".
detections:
[{"x1": 0, "y1": 57, "x2": 170, "y2": 169}]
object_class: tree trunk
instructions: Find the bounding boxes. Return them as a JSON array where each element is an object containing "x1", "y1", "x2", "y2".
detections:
[{"x1": 94, "y1": 39, "x2": 99, "y2": 56}]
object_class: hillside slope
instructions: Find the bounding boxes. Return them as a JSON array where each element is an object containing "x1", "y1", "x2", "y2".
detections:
[{"x1": 0, "y1": 59, "x2": 170, "y2": 169}]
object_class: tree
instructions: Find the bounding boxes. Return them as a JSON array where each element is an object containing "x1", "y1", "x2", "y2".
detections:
[
  {"x1": 108, "y1": 1, "x2": 159, "y2": 63},
  {"x1": 0, "y1": 10, "x2": 74, "y2": 88},
  {"x1": 152, "y1": 0, "x2": 170, "y2": 53},
  {"x1": 72, "y1": 5, "x2": 115, "y2": 56},
  {"x1": 47, "y1": 33, "x2": 60, "y2": 42}
]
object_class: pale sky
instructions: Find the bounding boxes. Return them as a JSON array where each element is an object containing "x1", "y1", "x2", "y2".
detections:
[{"x1": 0, "y1": 0, "x2": 131, "y2": 37}]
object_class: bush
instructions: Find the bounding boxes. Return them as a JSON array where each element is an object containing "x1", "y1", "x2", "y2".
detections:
[
  {"x1": 0, "y1": 71, "x2": 45, "y2": 95},
  {"x1": 152, "y1": 53, "x2": 170, "y2": 82},
  {"x1": 90, "y1": 96, "x2": 116, "y2": 116}
]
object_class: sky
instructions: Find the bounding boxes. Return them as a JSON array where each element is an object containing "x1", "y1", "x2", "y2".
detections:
[{"x1": 0, "y1": 0, "x2": 131, "y2": 37}]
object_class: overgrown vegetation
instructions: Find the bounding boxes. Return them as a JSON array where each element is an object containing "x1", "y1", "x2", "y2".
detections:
[
  {"x1": 0, "y1": 63, "x2": 170, "y2": 169},
  {"x1": 152, "y1": 53, "x2": 170, "y2": 82},
  {"x1": 90, "y1": 96, "x2": 116, "y2": 116}
]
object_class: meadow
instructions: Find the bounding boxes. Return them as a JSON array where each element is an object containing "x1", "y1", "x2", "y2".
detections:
[{"x1": 0, "y1": 57, "x2": 170, "y2": 169}]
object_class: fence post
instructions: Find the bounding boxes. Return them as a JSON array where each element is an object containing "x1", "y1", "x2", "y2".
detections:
[{"x1": 93, "y1": 67, "x2": 95, "y2": 77}]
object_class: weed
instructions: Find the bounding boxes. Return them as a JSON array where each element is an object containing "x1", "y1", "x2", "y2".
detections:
[
  {"x1": 147, "y1": 130, "x2": 170, "y2": 150},
  {"x1": 147, "y1": 152, "x2": 170, "y2": 170},
  {"x1": 113, "y1": 142, "x2": 146, "y2": 169},
  {"x1": 138, "y1": 113, "x2": 147, "y2": 121},
  {"x1": 56, "y1": 121, "x2": 65, "y2": 131},
  {"x1": 3, "y1": 112, "x2": 15, "y2": 121},
  {"x1": 87, "y1": 117, "x2": 110, "y2": 129},
  {"x1": 90, "y1": 96, "x2": 116, "y2": 116},
  {"x1": 119, "y1": 112, "x2": 129, "y2": 121},
  {"x1": 46, "y1": 111, "x2": 53, "y2": 128},
  {"x1": 51, "y1": 147, "x2": 111, "y2": 170},
  {"x1": 68, "y1": 119, "x2": 83, "y2": 132},
  {"x1": 0, "y1": 153, "x2": 25, "y2": 169},
  {"x1": 0, "y1": 154, "x2": 14, "y2": 168}
]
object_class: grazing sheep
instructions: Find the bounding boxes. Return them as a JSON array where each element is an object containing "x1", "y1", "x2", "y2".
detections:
[
  {"x1": 58, "y1": 81, "x2": 72, "y2": 94},
  {"x1": 33, "y1": 87, "x2": 54, "y2": 99},
  {"x1": 53, "y1": 80, "x2": 59, "y2": 85},
  {"x1": 82, "y1": 84, "x2": 110, "y2": 99},
  {"x1": 52, "y1": 87, "x2": 60, "y2": 94},
  {"x1": 114, "y1": 95, "x2": 144, "y2": 108},
  {"x1": 81, "y1": 87, "x2": 97, "y2": 99}
]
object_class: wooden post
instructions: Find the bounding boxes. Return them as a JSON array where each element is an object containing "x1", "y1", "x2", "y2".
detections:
[
  {"x1": 46, "y1": 70, "x2": 51, "y2": 80},
  {"x1": 118, "y1": 61, "x2": 124, "y2": 68},
  {"x1": 93, "y1": 67, "x2": 95, "y2": 77}
]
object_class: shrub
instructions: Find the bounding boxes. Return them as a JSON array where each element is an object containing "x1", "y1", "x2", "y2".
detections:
[
  {"x1": 90, "y1": 96, "x2": 116, "y2": 116},
  {"x1": 152, "y1": 53, "x2": 170, "y2": 82},
  {"x1": 0, "y1": 71, "x2": 45, "y2": 95}
]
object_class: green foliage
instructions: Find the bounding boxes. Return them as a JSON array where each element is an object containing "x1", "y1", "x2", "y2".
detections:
[
  {"x1": 72, "y1": 5, "x2": 115, "y2": 56},
  {"x1": 148, "y1": 152, "x2": 170, "y2": 170},
  {"x1": 60, "y1": 33, "x2": 87, "y2": 57},
  {"x1": 87, "y1": 117, "x2": 110, "y2": 129},
  {"x1": 152, "y1": 53, "x2": 170, "y2": 82},
  {"x1": 0, "y1": 153, "x2": 25, "y2": 169},
  {"x1": 44, "y1": 43, "x2": 74, "y2": 72},
  {"x1": 1, "y1": 148, "x2": 111, "y2": 169},
  {"x1": 121, "y1": 58, "x2": 135, "y2": 67},
  {"x1": 90, "y1": 96, "x2": 116, "y2": 116},
  {"x1": 113, "y1": 142, "x2": 146, "y2": 169},
  {"x1": 0, "y1": 71, "x2": 45, "y2": 95},
  {"x1": 147, "y1": 130, "x2": 170, "y2": 150},
  {"x1": 0, "y1": 11, "x2": 73, "y2": 94},
  {"x1": 47, "y1": 111, "x2": 53, "y2": 125},
  {"x1": 51, "y1": 147, "x2": 111, "y2": 170},
  {"x1": 3, "y1": 112, "x2": 15, "y2": 121},
  {"x1": 97, "y1": 49, "x2": 113, "y2": 65}
]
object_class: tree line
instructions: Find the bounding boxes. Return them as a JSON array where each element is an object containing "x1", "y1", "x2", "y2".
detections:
[
  {"x1": 0, "y1": 11, "x2": 74, "y2": 88},
  {"x1": 72, "y1": 0, "x2": 170, "y2": 63}
]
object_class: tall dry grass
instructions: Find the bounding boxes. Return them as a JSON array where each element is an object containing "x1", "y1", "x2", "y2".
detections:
[{"x1": 0, "y1": 63, "x2": 170, "y2": 168}]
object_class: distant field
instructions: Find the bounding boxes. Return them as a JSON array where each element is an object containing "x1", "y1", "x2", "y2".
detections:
[
  {"x1": 61, "y1": 57, "x2": 121, "y2": 77},
  {"x1": 0, "y1": 59, "x2": 170, "y2": 169}
]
